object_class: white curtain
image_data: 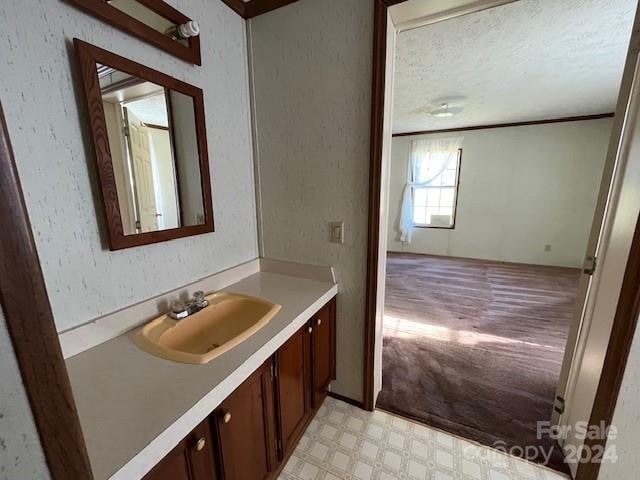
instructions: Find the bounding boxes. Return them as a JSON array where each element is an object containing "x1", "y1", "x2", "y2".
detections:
[{"x1": 399, "y1": 137, "x2": 463, "y2": 243}]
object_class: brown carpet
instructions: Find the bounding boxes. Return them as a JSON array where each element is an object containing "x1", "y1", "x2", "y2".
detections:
[{"x1": 377, "y1": 253, "x2": 580, "y2": 474}]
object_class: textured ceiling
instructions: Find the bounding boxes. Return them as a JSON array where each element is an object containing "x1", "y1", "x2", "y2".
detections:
[
  {"x1": 390, "y1": 0, "x2": 517, "y2": 31},
  {"x1": 125, "y1": 92, "x2": 169, "y2": 127},
  {"x1": 393, "y1": 0, "x2": 637, "y2": 134}
]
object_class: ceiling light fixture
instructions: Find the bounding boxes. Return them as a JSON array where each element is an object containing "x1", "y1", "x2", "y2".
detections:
[{"x1": 430, "y1": 103, "x2": 463, "y2": 118}]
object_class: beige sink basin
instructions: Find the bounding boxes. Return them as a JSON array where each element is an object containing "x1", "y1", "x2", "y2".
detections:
[{"x1": 134, "y1": 292, "x2": 282, "y2": 364}]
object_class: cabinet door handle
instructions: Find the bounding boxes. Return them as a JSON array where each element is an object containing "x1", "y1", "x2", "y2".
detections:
[
  {"x1": 195, "y1": 437, "x2": 206, "y2": 451},
  {"x1": 223, "y1": 412, "x2": 232, "y2": 424},
  {"x1": 308, "y1": 326, "x2": 313, "y2": 334},
  {"x1": 317, "y1": 318, "x2": 322, "y2": 326}
]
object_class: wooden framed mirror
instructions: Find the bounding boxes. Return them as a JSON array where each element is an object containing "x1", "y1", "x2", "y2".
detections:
[
  {"x1": 74, "y1": 39, "x2": 214, "y2": 250},
  {"x1": 68, "y1": 0, "x2": 202, "y2": 65}
]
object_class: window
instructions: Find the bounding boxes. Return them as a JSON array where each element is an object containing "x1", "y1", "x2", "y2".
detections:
[{"x1": 412, "y1": 149, "x2": 461, "y2": 228}]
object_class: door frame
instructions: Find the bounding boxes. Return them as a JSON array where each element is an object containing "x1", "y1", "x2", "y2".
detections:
[
  {"x1": 0, "y1": 102, "x2": 94, "y2": 479},
  {"x1": 363, "y1": 3, "x2": 640, "y2": 480},
  {"x1": 553, "y1": 4, "x2": 640, "y2": 426},
  {"x1": 363, "y1": 0, "x2": 526, "y2": 409}
]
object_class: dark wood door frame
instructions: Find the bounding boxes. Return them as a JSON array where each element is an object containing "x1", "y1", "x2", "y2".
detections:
[
  {"x1": 219, "y1": 0, "x2": 302, "y2": 19},
  {"x1": 392, "y1": 112, "x2": 615, "y2": 137},
  {"x1": 363, "y1": 5, "x2": 640, "y2": 480},
  {"x1": 0, "y1": 102, "x2": 93, "y2": 479},
  {"x1": 363, "y1": 0, "x2": 407, "y2": 412}
]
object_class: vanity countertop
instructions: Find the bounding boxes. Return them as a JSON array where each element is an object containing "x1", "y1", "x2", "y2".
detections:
[{"x1": 65, "y1": 270, "x2": 337, "y2": 480}]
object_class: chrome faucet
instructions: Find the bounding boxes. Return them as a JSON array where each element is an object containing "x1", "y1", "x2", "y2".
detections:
[{"x1": 169, "y1": 291, "x2": 209, "y2": 320}]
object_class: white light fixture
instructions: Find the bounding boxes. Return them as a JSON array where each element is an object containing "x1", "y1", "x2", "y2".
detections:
[
  {"x1": 430, "y1": 103, "x2": 463, "y2": 118},
  {"x1": 177, "y1": 21, "x2": 200, "y2": 39},
  {"x1": 166, "y1": 21, "x2": 200, "y2": 40}
]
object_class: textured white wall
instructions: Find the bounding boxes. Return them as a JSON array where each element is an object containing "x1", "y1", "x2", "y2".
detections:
[
  {"x1": 387, "y1": 119, "x2": 613, "y2": 267},
  {"x1": 0, "y1": 309, "x2": 51, "y2": 480},
  {"x1": 249, "y1": 0, "x2": 374, "y2": 401},
  {"x1": 0, "y1": 0, "x2": 258, "y2": 332}
]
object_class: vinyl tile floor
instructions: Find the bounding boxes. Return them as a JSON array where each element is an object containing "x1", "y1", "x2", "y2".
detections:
[{"x1": 278, "y1": 397, "x2": 568, "y2": 480}]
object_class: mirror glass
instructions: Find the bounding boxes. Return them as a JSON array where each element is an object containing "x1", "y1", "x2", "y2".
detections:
[
  {"x1": 104, "y1": 0, "x2": 189, "y2": 45},
  {"x1": 98, "y1": 64, "x2": 205, "y2": 235}
]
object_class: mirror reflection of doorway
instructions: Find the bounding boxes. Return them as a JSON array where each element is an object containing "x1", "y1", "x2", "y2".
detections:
[
  {"x1": 99, "y1": 64, "x2": 206, "y2": 236},
  {"x1": 122, "y1": 98, "x2": 180, "y2": 233}
]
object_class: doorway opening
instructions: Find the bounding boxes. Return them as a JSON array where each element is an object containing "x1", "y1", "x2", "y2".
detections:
[{"x1": 369, "y1": 0, "x2": 638, "y2": 475}]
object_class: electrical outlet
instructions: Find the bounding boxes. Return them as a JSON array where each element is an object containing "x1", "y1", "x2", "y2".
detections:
[
  {"x1": 545, "y1": 244, "x2": 552, "y2": 252},
  {"x1": 330, "y1": 222, "x2": 344, "y2": 244}
]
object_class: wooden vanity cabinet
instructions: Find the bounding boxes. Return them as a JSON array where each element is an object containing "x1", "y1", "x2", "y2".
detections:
[
  {"x1": 274, "y1": 298, "x2": 337, "y2": 463},
  {"x1": 144, "y1": 297, "x2": 336, "y2": 480},
  {"x1": 213, "y1": 359, "x2": 278, "y2": 480},
  {"x1": 274, "y1": 325, "x2": 313, "y2": 459},
  {"x1": 312, "y1": 299, "x2": 336, "y2": 408},
  {"x1": 143, "y1": 419, "x2": 217, "y2": 480}
]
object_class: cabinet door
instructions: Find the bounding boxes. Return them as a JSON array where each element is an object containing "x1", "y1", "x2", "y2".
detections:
[
  {"x1": 312, "y1": 299, "x2": 335, "y2": 408},
  {"x1": 215, "y1": 360, "x2": 277, "y2": 480},
  {"x1": 275, "y1": 325, "x2": 312, "y2": 458},
  {"x1": 143, "y1": 419, "x2": 217, "y2": 480}
]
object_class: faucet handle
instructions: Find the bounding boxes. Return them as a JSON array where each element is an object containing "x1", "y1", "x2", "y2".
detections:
[
  {"x1": 193, "y1": 291, "x2": 208, "y2": 308},
  {"x1": 170, "y1": 301, "x2": 189, "y2": 320}
]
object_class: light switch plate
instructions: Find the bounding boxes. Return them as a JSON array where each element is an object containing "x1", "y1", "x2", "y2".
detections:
[{"x1": 330, "y1": 221, "x2": 344, "y2": 244}]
